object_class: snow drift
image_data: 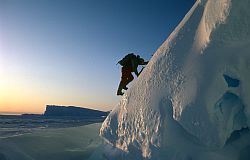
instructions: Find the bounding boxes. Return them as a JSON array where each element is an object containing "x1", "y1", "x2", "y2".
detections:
[{"x1": 100, "y1": 0, "x2": 250, "y2": 159}]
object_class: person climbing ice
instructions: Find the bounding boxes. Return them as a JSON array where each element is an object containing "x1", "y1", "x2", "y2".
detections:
[{"x1": 116, "y1": 53, "x2": 148, "y2": 96}]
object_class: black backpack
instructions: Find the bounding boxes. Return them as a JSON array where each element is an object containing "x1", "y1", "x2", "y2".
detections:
[{"x1": 117, "y1": 53, "x2": 137, "y2": 66}]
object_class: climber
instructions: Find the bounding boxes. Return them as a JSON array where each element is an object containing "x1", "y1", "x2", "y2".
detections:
[{"x1": 116, "y1": 53, "x2": 148, "y2": 96}]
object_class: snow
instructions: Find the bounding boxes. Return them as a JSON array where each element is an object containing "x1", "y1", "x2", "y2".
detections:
[
  {"x1": 193, "y1": 0, "x2": 231, "y2": 53},
  {"x1": 100, "y1": 0, "x2": 250, "y2": 159},
  {"x1": 0, "y1": 123, "x2": 103, "y2": 160}
]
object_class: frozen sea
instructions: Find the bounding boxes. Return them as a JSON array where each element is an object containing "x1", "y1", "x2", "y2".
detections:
[{"x1": 0, "y1": 115, "x2": 109, "y2": 160}]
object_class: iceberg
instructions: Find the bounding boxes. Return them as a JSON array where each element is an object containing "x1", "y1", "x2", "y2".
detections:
[{"x1": 100, "y1": 0, "x2": 250, "y2": 159}]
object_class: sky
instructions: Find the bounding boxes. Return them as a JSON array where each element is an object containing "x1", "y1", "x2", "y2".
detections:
[{"x1": 0, "y1": 0, "x2": 195, "y2": 113}]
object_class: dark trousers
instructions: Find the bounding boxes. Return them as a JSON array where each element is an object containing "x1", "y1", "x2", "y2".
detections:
[{"x1": 117, "y1": 66, "x2": 134, "y2": 93}]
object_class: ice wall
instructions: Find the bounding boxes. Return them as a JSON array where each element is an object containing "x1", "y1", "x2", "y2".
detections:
[{"x1": 100, "y1": 0, "x2": 250, "y2": 159}]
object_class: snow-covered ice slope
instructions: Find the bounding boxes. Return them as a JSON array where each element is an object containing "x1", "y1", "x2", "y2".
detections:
[{"x1": 100, "y1": 0, "x2": 250, "y2": 159}]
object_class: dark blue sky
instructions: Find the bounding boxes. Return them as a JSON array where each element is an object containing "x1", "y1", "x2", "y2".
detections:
[{"x1": 0, "y1": 0, "x2": 195, "y2": 113}]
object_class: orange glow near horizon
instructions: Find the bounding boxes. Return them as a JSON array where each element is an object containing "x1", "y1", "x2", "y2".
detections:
[
  {"x1": 1, "y1": 92, "x2": 114, "y2": 114},
  {"x1": 0, "y1": 79, "x2": 109, "y2": 113},
  {"x1": 0, "y1": 72, "x2": 115, "y2": 114},
  {"x1": 0, "y1": 76, "x2": 114, "y2": 114},
  {"x1": 0, "y1": 75, "x2": 46, "y2": 113},
  {"x1": 0, "y1": 91, "x2": 114, "y2": 114}
]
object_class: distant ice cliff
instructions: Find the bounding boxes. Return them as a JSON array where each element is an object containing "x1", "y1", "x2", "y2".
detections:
[{"x1": 44, "y1": 105, "x2": 109, "y2": 118}]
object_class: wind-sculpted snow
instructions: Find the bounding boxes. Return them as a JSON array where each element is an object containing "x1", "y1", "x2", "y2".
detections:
[
  {"x1": 214, "y1": 92, "x2": 247, "y2": 145},
  {"x1": 193, "y1": 0, "x2": 231, "y2": 53},
  {"x1": 223, "y1": 74, "x2": 240, "y2": 87},
  {"x1": 100, "y1": 0, "x2": 250, "y2": 159}
]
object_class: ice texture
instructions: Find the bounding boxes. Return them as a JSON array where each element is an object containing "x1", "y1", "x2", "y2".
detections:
[
  {"x1": 100, "y1": 0, "x2": 250, "y2": 159},
  {"x1": 223, "y1": 74, "x2": 240, "y2": 87},
  {"x1": 213, "y1": 92, "x2": 247, "y2": 146},
  {"x1": 0, "y1": 123, "x2": 103, "y2": 160}
]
